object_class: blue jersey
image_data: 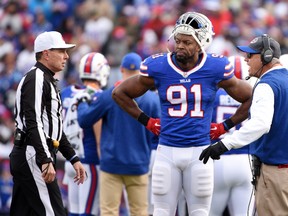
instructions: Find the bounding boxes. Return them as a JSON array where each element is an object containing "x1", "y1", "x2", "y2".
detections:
[
  {"x1": 77, "y1": 85, "x2": 160, "y2": 175},
  {"x1": 211, "y1": 88, "x2": 249, "y2": 154},
  {"x1": 140, "y1": 52, "x2": 234, "y2": 147},
  {"x1": 61, "y1": 85, "x2": 102, "y2": 164},
  {"x1": 250, "y1": 68, "x2": 288, "y2": 165}
]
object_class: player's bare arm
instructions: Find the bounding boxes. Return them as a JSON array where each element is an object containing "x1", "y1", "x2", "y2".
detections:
[
  {"x1": 112, "y1": 75, "x2": 155, "y2": 119},
  {"x1": 218, "y1": 76, "x2": 253, "y2": 125}
]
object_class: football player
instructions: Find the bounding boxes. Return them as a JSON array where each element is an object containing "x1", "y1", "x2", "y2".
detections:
[
  {"x1": 61, "y1": 52, "x2": 110, "y2": 216},
  {"x1": 209, "y1": 56, "x2": 255, "y2": 216},
  {"x1": 112, "y1": 12, "x2": 252, "y2": 215}
]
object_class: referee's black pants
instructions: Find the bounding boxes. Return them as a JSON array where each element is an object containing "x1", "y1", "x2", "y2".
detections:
[{"x1": 9, "y1": 145, "x2": 66, "y2": 216}]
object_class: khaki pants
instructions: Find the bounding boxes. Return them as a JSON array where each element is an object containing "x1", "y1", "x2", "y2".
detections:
[
  {"x1": 255, "y1": 163, "x2": 288, "y2": 216},
  {"x1": 100, "y1": 170, "x2": 148, "y2": 216}
]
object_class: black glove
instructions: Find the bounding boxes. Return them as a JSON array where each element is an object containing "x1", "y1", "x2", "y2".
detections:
[
  {"x1": 199, "y1": 141, "x2": 228, "y2": 164},
  {"x1": 71, "y1": 92, "x2": 91, "y2": 111},
  {"x1": 75, "y1": 92, "x2": 91, "y2": 104}
]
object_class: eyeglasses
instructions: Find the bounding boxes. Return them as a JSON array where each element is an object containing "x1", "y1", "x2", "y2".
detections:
[
  {"x1": 246, "y1": 53, "x2": 259, "y2": 59},
  {"x1": 246, "y1": 53, "x2": 253, "y2": 59}
]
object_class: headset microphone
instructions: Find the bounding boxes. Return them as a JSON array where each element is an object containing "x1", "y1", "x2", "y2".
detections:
[{"x1": 245, "y1": 64, "x2": 264, "y2": 80}]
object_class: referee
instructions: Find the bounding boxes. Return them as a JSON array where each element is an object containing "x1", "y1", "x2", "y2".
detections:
[{"x1": 9, "y1": 31, "x2": 86, "y2": 216}]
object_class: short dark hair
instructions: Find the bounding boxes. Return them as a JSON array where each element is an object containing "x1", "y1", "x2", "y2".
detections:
[{"x1": 35, "y1": 52, "x2": 42, "y2": 61}]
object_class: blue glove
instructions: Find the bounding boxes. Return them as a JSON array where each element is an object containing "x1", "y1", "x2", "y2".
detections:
[{"x1": 199, "y1": 141, "x2": 228, "y2": 164}]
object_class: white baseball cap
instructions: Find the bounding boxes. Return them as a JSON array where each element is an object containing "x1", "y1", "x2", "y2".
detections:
[{"x1": 34, "y1": 31, "x2": 76, "y2": 53}]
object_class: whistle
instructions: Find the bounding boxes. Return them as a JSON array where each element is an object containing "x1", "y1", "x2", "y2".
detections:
[{"x1": 53, "y1": 140, "x2": 59, "y2": 148}]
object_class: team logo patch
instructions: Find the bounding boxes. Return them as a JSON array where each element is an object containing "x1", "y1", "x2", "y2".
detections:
[{"x1": 250, "y1": 38, "x2": 259, "y2": 44}]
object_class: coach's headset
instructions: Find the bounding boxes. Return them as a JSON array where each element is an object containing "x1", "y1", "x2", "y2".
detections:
[
  {"x1": 246, "y1": 34, "x2": 274, "y2": 80},
  {"x1": 261, "y1": 34, "x2": 274, "y2": 65}
]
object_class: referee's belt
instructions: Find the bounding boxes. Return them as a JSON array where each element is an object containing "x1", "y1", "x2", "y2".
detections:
[
  {"x1": 14, "y1": 129, "x2": 26, "y2": 147},
  {"x1": 14, "y1": 130, "x2": 59, "y2": 150}
]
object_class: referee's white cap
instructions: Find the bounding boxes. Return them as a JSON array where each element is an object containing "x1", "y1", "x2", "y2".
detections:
[{"x1": 34, "y1": 31, "x2": 75, "y2": 53}]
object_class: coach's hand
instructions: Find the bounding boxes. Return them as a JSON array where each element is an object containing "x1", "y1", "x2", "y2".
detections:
[
  {"x1": 199, "y1": 141, "x2": 228, "y2": 164},
  {"x1": 146, "y1": 118, "x2": 161, "y2": 136},
  {"x1": 210, "y1": 123, "x2": 227, "y2": 140}
]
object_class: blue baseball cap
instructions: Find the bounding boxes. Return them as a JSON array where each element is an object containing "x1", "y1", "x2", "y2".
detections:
[
  {"x1": 237, "y1": 35, "x2": 281, "y2": 58},
  {"x1": 121, "y1": 52, "x2": 142, "y2": 70}
]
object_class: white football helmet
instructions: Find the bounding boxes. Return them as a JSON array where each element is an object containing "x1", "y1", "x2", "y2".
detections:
[
  {"x1": 170, "y1": 12, "x2": 215, "y2": 50},
  {"x1": 79, "y1": 52, "x2": 110, "y2": 88},
  {"x1": 228, "y1": 56, "x2": 248, "y2": 80},
  {"x1": 228, "y1": 55, "x2": 257, "y2": 86},
  {"x1": 280, "y1": 54, "x2": 288, "y2": 69}
]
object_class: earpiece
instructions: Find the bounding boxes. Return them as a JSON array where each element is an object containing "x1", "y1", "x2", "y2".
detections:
[{"x1": 261, "y1": 34, "x2": 273, "y2": 65}]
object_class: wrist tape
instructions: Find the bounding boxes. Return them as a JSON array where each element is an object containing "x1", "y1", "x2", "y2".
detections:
[
  {"x1": 223, "y1": 118, "x2": 235, "y2": 131},
  {"x1": 137, "y1": 112, "x2": 150, "y2": 126}
]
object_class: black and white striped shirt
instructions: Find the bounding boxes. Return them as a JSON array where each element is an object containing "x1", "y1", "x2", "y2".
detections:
[{"x1": 14, "y1": 62, "x2": 76, "y2": 164}]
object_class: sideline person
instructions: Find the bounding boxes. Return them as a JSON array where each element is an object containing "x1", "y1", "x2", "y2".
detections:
[
  {"x1": 199, "y1": 34, "x2": 288, "y2": 216},
  {"x1": 61, "y1": 52, "x2": 110, "y2": 216},
  {"x1": 77, "y1": 52, "x2": 160, "y2": 216},
  {"x1": 209, "y1": 55, "x2": 255, "y2": 216}
]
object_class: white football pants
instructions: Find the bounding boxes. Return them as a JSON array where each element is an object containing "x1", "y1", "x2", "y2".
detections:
[{"x1": 152, "y1": 144, "x2": 214, "y2": 216}]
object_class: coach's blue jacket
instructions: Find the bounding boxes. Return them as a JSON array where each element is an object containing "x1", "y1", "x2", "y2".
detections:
[{"x1": 77, "y1": 84, "x2": 160, "y2": 175}]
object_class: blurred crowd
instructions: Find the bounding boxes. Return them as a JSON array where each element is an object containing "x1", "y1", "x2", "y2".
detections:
[{"x1": 1, "y1": 0, "x2": 288, "y2": 214}]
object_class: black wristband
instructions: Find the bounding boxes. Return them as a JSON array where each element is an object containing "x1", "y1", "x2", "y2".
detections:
[
  {"x1": 70, "y1": 155, "x2": 80, "y2": 165},
  {"x1": 137, "y1": 112, "x2": 150, "y2": 126},
  {"x1": 223, "y1": 118, "x2": 235, "y2": 131}
]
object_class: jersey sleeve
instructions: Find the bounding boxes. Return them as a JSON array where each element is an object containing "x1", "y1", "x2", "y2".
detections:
[
  {"x1": 221, "y1": 55, "x2": 234, "y2": 80},
  {"x1": 77, "y1": 88, "x2": 112, "y2": 128},
  {"x1": 206, "y1": 54, "x2": 234, "y2": 85},
  {"x1": 139, "y1": 53, "x2": 167, "y2": 78}
]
